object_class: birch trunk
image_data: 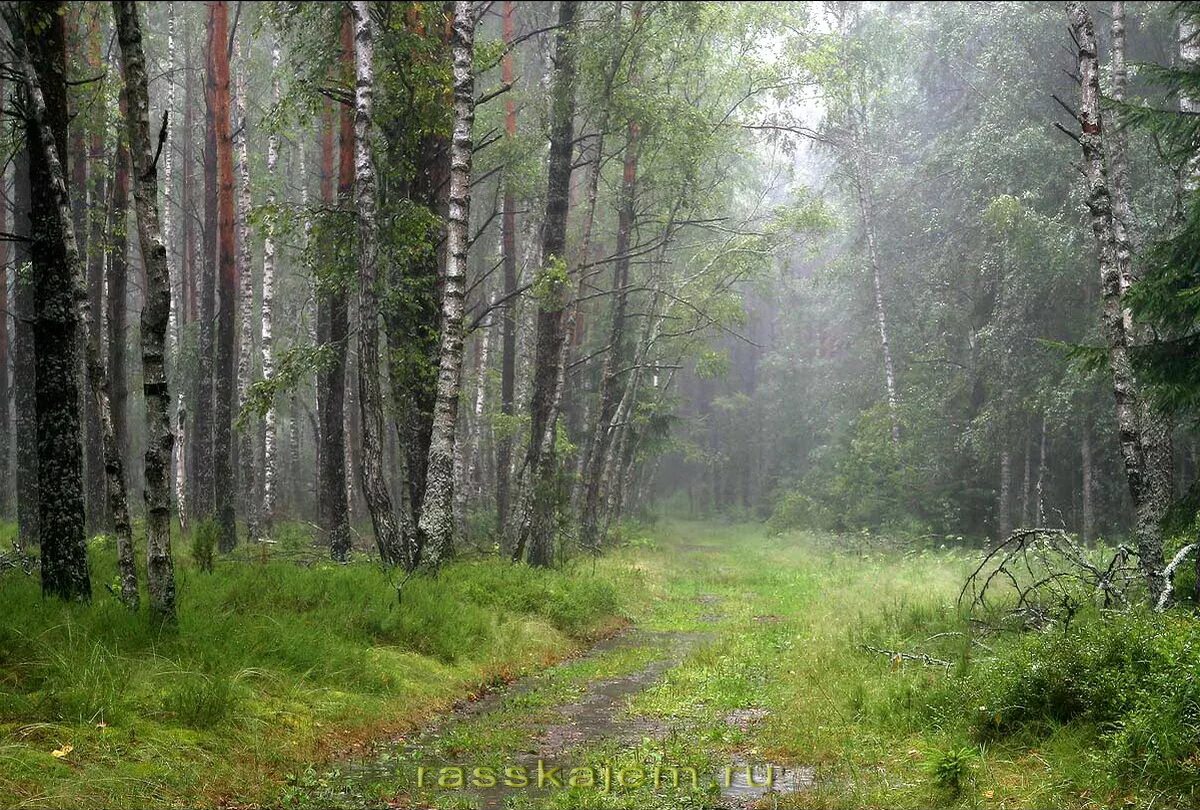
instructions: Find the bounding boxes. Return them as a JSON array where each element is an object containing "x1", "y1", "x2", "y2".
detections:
[
  {"x1": 418, "y1": 0, "x2": 476, "y2": 566},
  {"x1": 114, "y1": 0, "x2": 176, "y2": 620},
  {"x1": 852, "y1": 126, "x2": 901, "y2": 447},
  {"x1": 1067, "y1": 1, "x2": 1166, "y2": 604},
  {"x1": 233, "y1": 37, "x2": 258, "y2": 540},
  {"x1": 351, "y1": 0, "x2": 406, "y2": 567},
  {"x1": 260, "y1": 43, "x2": 281, "y2": 534}
]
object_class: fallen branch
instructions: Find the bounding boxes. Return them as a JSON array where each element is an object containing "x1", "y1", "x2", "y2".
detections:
[
  {"x1": 1156, "y1": 543, "x2": 1199, "y2": 612},
  {"x1": 861, "y1": 644, "x2": 952, "y2": 669}
]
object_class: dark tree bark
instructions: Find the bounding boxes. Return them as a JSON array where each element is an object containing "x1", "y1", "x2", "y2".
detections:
[
  {"x1": 511, "y1": 0, "x2": 580, "y2": 567},
  {"x1": 208, "y1": 0, "x2": 238, "y2": 553},
  {"x1": 12, "y1": 147, "x2": 37, "y2": 552},
  {"x1": 8, "y1": 2, "x2": 89, "y2": 600},
  {"x1": 580, "y1": 113, "x2": 640, "y2": 552},
  {"x1": 0, "y1": 77, "x2": 9, "y2": 520},
  {"x1": 114, "y1": 0, "x2": 177, "y2": 621},
  {"x1": 496, "y1": 0, "x2": 518, "y2": 536},
  {"x1": 195, "y1": 5, "x2": 218, "y2": 523},
  {"x1": 73, "y1": 12, "x2": 107, "y2": 535},
  {"x1": 109, "y1": 93, "x2": 130, "y2": 478},
  {"x1": 320, "y1": 40, "x2": 351, "y2": 559}
]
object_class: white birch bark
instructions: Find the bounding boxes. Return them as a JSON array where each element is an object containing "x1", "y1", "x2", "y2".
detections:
[
  {"x1": 114, "y1": 0, "x2": 176, "y2": 619},
  {"x1": 233, "y1": 37, "x2": 258, "y2": 539},
  {"x1": 351, "y1": 0, "x2": 406, "y2": 566},
  {"x1": 1067, "y1": 1, "x2": 1166, "y2": 604},
  {"x1": 418, "y1": 0, "x2": 476, "y2": 565},
  {"x1": 260, "y1": 43, "x2": 281, "y2": 532}
]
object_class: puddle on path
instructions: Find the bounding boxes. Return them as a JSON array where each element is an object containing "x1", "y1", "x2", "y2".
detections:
[{"x1": 717, "y1": 759, "x2": 816, "y2": 808}]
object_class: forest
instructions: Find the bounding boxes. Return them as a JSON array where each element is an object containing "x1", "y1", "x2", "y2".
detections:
[{"x1": 3, "y1": 1, "x2": 1200, "y2": 808}]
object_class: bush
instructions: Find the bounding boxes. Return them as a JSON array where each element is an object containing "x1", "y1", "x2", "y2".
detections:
[
  {"x1": 190, "y1": 519, "x2": 219, "y2": 572},
  {"x1": 926, "y1": 745, "x2": 977, "y2": 794},
  {"x1": 959, "y1": 611, "x2": 1200, "y2": 784},
  {"x1": 160, "y1": 671, "x2": 241, "y2": 728}
]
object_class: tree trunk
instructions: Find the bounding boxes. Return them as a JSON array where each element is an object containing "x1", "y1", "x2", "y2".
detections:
[
  {"x1": 1081, "y1": 419, "x2": 1094, "y2": 542},
  {"x1": 13, "y1": 147, "x2": 37, "y2": 552},
  {"x1": 1034, "y1": 414, "x2": 1047, "y2": 526},
  {"x1": 998, "y1": 448, "x2": 1011, "y2": 540},
  {"x1": 418, "y1": 0, "x2": 476, "y2": 567},
  {"x1": 8, "y1": 2, "x2": 89, "y2": 600},
  {"x1": 109, "y1": 94, "x2": 130, "y2": 486},
  {"x1": 851, "y1": 124, "x2": 901, "y2": 447},
  {"x1": 73, "y1": 15, "x2": 107, "y2": 537},
  {"x1": 178, "y1": 8, "x2": 196, "y2": 535},
  {"x1": 496, "y1": 0, "x2": 518, "y2": 537},
  {"x1": 209, "y1": 0, "x2": 238, "y2": 553},
  {"x1": 234, "y1": 36, "x2": 258, "y2": 541},
  {"x1": 350, "y1": 1, "x2": 406, "y2": 567},
  {"x1": 260, "y1": 43, "x2": 281, "y2": 536},
  {"x1": 114, "y1": 0, "x2": 176, "y2": 620},
  {"x1": 510, "y1": 0, "x2": 579, "y2": 567},
  {"x1": 1067, "y1": 1, "x2": 1167, "y2": 604},
  {"x1": 0, "y1": 81, "x2": 9, "y2": 520},
  {"x1": 195, "y1": 6, "x2": 219, "y2": 523},
  {"x1": 320, "y1": 39, "x2": 351, "y2": 562},
  {"x1": 581, "y1": 119, "x2": 640, "y2": 552}
]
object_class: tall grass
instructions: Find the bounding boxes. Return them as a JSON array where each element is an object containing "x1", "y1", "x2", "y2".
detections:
[{"x1": 0, "y1": 524, "x2": 635, "y2": 808}]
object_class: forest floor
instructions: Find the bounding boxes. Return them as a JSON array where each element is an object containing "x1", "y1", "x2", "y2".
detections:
[{"x1": 0, "y1": 521, "x2": 1189, "y2": 809}]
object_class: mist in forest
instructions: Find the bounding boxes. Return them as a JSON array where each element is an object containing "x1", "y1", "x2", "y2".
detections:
[{"x1": 4, "y1": 2, "x2": 1200, "y2": 808}]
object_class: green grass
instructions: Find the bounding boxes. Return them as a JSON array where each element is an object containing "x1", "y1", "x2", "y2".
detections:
[
  {"x1": 0, "y1": 524, "x2": 640, "y2": 809},
  {"x1": 4, "y1": 520, "x2": 1200, "y2": 809}
]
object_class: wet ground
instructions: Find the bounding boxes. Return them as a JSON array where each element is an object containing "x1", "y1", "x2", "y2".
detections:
[{"x1": 315, "y1": 575, "x2": 812, "y2": 809}]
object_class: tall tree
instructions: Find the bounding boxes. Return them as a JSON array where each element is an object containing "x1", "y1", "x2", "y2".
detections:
[
  {"x1": 351, "y1": 0, "x2": 406, "y2": 567},
  {"x1": 260, "y1": 43, "x2": 281, "y2": 535},
  {"x1": 80, "y1": 11, "x2": 107, "y2": 532},
  {"x1": 496, "y1": 0, "x2": 518, "y2": 534},
  {"x1": 510, "y1": 0, "x2": 580, "y2": 567},
  {"x1": 0, "y1": 81, "x2": 9, "y2": 520},
  {"x1": 418, "y1": 0, "x2": 476, "y2": 566},
  {"x1": 320, "y1": 39, "x2": 351, "y2": 561},
  {"x1": 1067, "y1": 0, "x2": 1168, "y2": 605},
  {"x1": 114, "y1": 0, "x2": 176, "y2": 619},
  {"x1": 6, "y1": 2, "x2": 88, "y2": 600},
  {"x1": 109, "y1": 92, "x2": 131, "y2": 476},
  {"x1": 233, "y1": 35, "x2": 258, "y2": 540},
  {"x1": 210, "y1": 0, "x2": 238, "y2": 553},
  {"x1": 195, "y1": 2, "x2": 219, "y2": 523},
  {"x1": 12, "y1": 147, "x2": 37, "y2": 553}
]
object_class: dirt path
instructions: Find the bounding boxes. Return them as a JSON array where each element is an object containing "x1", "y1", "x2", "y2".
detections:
[{"x1": 301, "y1": 539, "x2": 814, "y2": 810}]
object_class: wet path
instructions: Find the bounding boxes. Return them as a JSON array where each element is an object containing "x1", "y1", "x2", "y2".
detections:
[{"x1": 311, "y1": 555, "x2": 813, "y2": 809}]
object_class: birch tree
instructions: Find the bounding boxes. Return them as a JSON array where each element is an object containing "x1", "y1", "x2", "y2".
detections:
[
  {"x1": 1066, "y1": 0, "x2": 1167, "y2": 605},
  {"x1": 113, "y1": 0, "x2": 176, "y2": 620},
  {"x1": 418, "y1": 0, "x2": 476, "y2": 566},
  {"x1": 351, "y1": 0, "x2": 406, "y2": 567}
]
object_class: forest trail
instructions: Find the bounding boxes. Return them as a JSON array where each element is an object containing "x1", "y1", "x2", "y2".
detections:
[{"x1": 298, "y1": 525, "x2": 818, "y2": 809}]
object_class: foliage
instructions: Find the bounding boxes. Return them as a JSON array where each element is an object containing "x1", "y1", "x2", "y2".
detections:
[{"x1": 0, "y1": 527, "x2": 637, "y2": 808}]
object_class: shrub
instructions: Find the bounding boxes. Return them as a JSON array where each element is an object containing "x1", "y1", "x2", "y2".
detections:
[
  {"x1": 926, "y1": 745, "x2": 977, "y2": 794},
  {"x1": 959, "y1": 611, "x2": 1200, "y2": 785},
  {"x1": 190, "y1": 520, "x2": 219, "y2": 572}
]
